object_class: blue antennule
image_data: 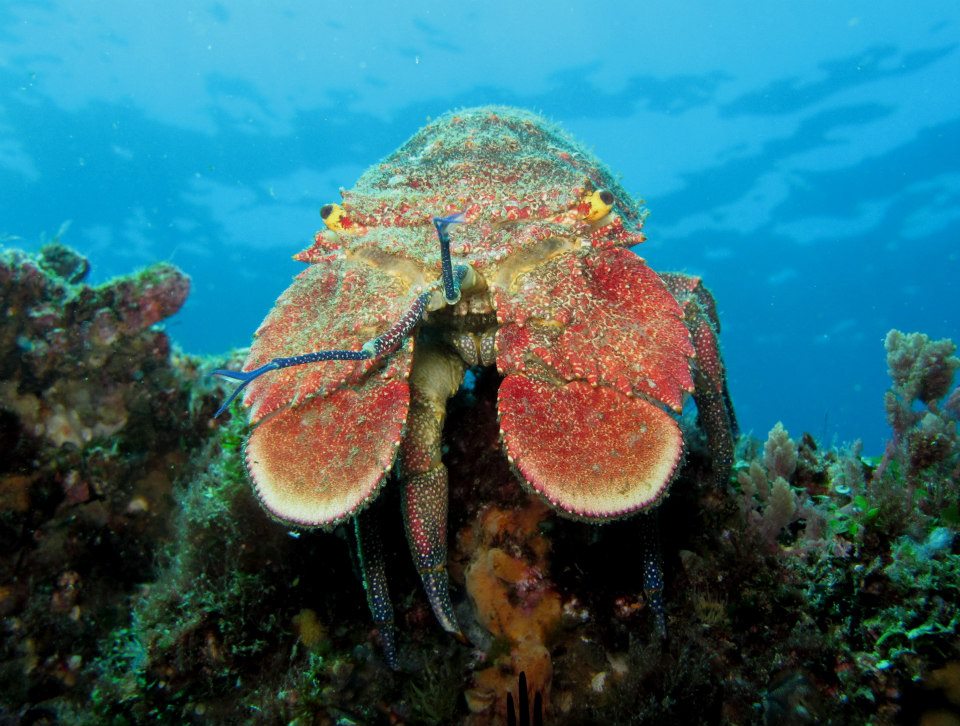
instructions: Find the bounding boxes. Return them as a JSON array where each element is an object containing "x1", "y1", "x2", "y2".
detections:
[
  {"x1": 433, "y1": 212, "x2": 466, "y2": 305},
  {"x1": 211, "y1": 350, "x2": 369, "y2": 417}
]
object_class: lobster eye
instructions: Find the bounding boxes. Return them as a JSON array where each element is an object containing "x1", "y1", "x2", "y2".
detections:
[
  {"x1": 320, "y1": 203, "x2": 349, "y2": 231},
  {"x1": 583, "y1": 189, "x2": 615, "y2": 222}
]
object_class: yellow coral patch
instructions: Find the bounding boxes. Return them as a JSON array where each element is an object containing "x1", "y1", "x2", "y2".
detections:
[{"x1": 292, "y1": 608, "x2": 326, "y2": 649}]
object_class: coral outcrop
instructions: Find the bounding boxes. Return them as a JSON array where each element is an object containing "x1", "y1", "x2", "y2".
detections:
[{"x1": 0, "y1": 243, "x2": 224, "y2": 719}]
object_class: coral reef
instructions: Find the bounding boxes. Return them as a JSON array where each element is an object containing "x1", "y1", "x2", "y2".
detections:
[
  {"x1": 0, "y1": 243, "x2": 224, "y2": 720},
  {"x1": 2, "y1": 242, "x2": 958, "y2": 725}
]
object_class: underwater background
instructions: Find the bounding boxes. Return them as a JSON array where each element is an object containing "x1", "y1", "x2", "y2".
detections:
[
  {"x1": 2, "y1": 1, "x2": 957, "y2": 453},
  {"x1": 2, "y1": 3, "x2": 960, "y2": 725}
]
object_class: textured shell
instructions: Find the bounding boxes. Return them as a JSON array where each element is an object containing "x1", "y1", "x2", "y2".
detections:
[
  {"x1": 301, "y1": 107, "x2": 646, "y2": 282},
  {"x1": 241, "y1": 257, "x2": 414, "y2": 423},
  {"x1": 239, "y1": 256, "x2": 415, "y2": 528}
]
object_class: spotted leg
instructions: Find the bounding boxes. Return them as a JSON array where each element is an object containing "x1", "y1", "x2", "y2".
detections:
[
  {"x1": 659, "y1": 272, "x2": 738, "y2": 486},
  {"x1": 354, "y1": 508, "x2": 398, "y2": 669},
  {"x1": 399, "y1": 337, "x2": 467, "y2": 638},
  {"x1": 639, "y1": 512, "x2": 667, "y2": 638}
]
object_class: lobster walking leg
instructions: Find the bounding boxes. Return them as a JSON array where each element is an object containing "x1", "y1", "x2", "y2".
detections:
[
  {"x1": 640, "y1": 512, "x2": 667, "y2": 638},
  {"x1": 354, "y1": 509, "x2": 399, "y2": 669},
  {"x1": 399, "y1": 338, "x2": 466, "y2": 638}
]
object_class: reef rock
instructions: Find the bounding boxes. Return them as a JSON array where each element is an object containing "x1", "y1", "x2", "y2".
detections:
[{"x1": 0, "y1": 243, "x2": 224, "y2": 718}]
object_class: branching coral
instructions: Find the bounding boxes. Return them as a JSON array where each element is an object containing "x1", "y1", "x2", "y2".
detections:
[
  {"x1": 880, "y1": 331, "x2": 959, "y2": 476},
  {"x1": 764, "y1": 421, "x2": 798, "y2": 481},
  {"x1": 724, "y1": 332, "x2": 960, "y2": 722},
  {"x1": 873, "y1": 330, "x2": 960, "y2": 532},
  {"x1": 736, "y1": 423, "x2": 810, "y2": 548},
  {"x1": 885, "y1": 330, "x2": 959, "y2": 408}
]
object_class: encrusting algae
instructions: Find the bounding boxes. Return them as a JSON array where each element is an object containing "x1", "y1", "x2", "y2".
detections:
[{"x1": 460, "y1": 499, "x2": 561, "y2": 720}]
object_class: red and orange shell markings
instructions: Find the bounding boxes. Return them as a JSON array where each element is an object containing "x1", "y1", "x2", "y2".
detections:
[
  {"x1": 246, "y1": 379, "x2": 409, "y2": 527},
  {"x1": 239, "y1": 256, "x2": 414, "y2": 527},
  {"x1": 495, "y1": 247, "x2": 694, "y2": 519},
  {"x1": 242, "y1": 257, "x2": 413, "y2": 424},
  {"x1": 495, "y1": 248, "x2": 694, "y2": 411},
  {"x1": 660, "y1": 272, "x2": 728, "y2": 400},
  {"x1": 498, "y1": 376, "x2": 684, "y2": 519},
  {"x1": 660, "y1": 272, "x2": 737, "y2": 483}
]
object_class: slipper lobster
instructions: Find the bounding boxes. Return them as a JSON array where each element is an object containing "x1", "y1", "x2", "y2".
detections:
[{"x1": 215, "y1": 107, "x2": 736, "y2": 667}]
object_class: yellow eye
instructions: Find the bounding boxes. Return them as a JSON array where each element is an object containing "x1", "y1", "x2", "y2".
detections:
[
  {"x1": 320, "y1": 203, "x2": 348, "y2": 232},
  {"x1": 583, "y1": 189, "x2": 615, "y2": 222}
]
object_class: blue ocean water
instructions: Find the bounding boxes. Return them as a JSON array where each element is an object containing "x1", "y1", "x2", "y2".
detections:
[{"x1": 1, "y1": 3, "x2": 957, "y2": 454}]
